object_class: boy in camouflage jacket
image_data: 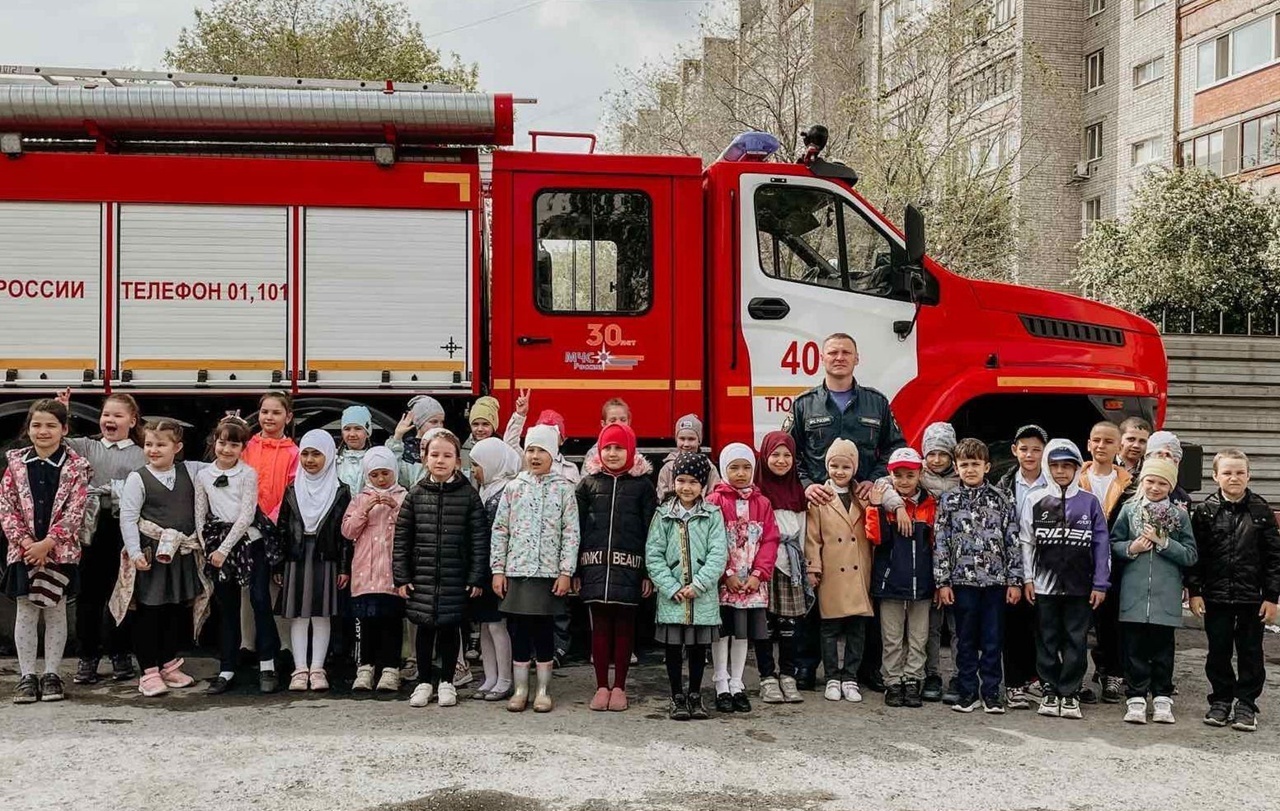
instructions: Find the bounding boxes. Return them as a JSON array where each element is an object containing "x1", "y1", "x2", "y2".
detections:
[{"x1": 934, "y1": 439, "x2": 1023, "y2": 713}]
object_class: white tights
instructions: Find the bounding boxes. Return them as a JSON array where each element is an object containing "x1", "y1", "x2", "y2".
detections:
[
  {"x1": 289, "y1": 617, "x2": 331, "y2": 671},
  {"x1": 712, "y1": 636, "x2": 749, "y2": 694},
  {"x1": 477, "y1": 620, "x2": 513, "y2": 692},
  {"x1": 15, "y1": 599, "x2": 67, "y2": 677}
]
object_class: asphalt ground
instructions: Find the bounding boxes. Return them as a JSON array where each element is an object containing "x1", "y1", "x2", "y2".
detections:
[{"x1": 1, "y1": 628, "x2": 1277, "y2": 811}]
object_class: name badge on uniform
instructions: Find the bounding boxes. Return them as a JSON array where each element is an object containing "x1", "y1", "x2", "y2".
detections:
[
  {"x1": 859, "y1": 416, "x2": 881, "y2": 428},
  {"x1": 805, "y1": 415, "x2": 833, "y2": 430}
]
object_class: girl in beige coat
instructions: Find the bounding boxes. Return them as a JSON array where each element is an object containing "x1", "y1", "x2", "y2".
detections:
[{"x1": 805, "y1": 438, "x2": 874, "y2": 703}]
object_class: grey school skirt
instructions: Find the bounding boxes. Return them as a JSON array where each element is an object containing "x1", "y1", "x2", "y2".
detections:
[{"x1": 500, "y1": 577, "x2": 564, "y2": 617}]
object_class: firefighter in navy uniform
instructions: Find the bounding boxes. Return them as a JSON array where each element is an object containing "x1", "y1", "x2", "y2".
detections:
[{"x1": 785, "y1": 333, "x2": 907, "y2": 693}]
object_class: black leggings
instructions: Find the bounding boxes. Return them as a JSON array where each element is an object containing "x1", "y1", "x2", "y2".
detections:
[
  {"x1": 508, "y1": 614, "x2": 556, "y2": 663},
  {"x1": 665, "y1": 643, "x2": 709, "y2": 697},
  {"x1": 77, "y1": 518, "x2": 133, "y2": 661},
  {"x1": 755, "y1": 613, "x2": 801, "y2": 678},
  {"x1": 413, "y1": 623, "x2": 461, "y2": 685},
  {"x1": 360, "y1": 617, "x2": 404, "y2": 671},
  {"x1": 133, "y1": 603, "x2": 189, "y2": 671}
]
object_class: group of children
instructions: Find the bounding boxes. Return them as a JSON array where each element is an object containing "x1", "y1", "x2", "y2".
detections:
[{"x1": 3, "y1": 392, "x2": 1277, "y2": 734}]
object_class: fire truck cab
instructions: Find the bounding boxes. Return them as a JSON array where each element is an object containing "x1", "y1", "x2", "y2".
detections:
[{"x1": 0, "y1": 66, "x2": 1168, "y2": 457}]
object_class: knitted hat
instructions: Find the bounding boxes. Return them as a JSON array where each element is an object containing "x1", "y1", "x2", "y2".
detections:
[
  {"x1": 470, "y1": 396, "x2": 500, "y2": 429},
  {"x1": 674, "y1": 413, "x2": 704, "y2": 443},
  {"x1": 825, "y1": 438, "x2": 859, "y2": 468},
  {"x1": 408, "y1": 395, "x2": 445, "y2": 430},
  {"x1": 525, "y1": 424, "x2": 561, "y2": 456},
  {"x1": 1146, "y1": 431, "x2": 1183, "y2": 463},
  {"x1": 341, "y1": 405, "x2": 372, "y2": 432},
  {"x1": 922, "y1": 422, "x2": 957, "y2": 457},
  {"x1": 1013, "y1": 424, "x2": 1049, "y2": 444},
  {"x1": 718, "y1": 442, "x2": 756, "y2": 482},
  {"x1": 1139, "y1": 457, "x2": 1179, "y2": 488},
  {"x1": 887, "y1": 447, "x2": 924, "y2": 471},
  {"x1": 671, "y1": 451, "x2": 711, "y2": 487},
  {"x1": 535, "y1": 409, "x2": 566, "y2": 443},
  {"x1": 598, "y1": 423, "x2": 637, "y2": 474}
]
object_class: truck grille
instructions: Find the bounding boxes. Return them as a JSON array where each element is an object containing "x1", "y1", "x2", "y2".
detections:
[{"x1": 1020, "y1": 315, "x2": 1125, "y2": 347}]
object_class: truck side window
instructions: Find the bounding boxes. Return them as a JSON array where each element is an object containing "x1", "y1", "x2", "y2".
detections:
[
  {"x1": 755, "y1": 185, "x2": 907, "y2": 302},
  {"x1": 534, "y1": 190, "x2": 652, "y2": 314}
]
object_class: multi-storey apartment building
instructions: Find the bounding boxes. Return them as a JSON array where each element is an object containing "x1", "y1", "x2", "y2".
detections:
[{"x1": 617, "y1": 0, "x2": 1275, "y2": 290}]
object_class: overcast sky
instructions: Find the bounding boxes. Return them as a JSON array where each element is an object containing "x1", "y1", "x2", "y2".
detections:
[{"x1": 0, "y1": 0, "x2": 724, "y2": 148}]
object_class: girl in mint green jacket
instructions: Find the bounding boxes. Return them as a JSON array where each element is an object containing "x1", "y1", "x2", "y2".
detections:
[{"x1": 645, "y1": 452, "x2": 728, "y2": 721}]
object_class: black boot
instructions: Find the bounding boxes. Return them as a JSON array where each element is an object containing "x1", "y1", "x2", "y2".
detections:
[
  {"x1": 111, "y1": 655, "x2": 136, "y2": 682},
  {"x1": 74, "y1": 658, "x2": 101, "y2": 686},
  {"x1": 670, "y1": 693, "x2": 691, "y2": 721},
  {"x1": 688, "y1": 691, "x2": 710, "y2": 720},
  {"x1": 794, "y1": 668, "x2": 816, "y2": 692},
  {"x1": 884, "y1": 682, "x2": 905, "y2": 707},
  {"x1": 903, "y1": 679, "x2": 923, "y2": 708}
]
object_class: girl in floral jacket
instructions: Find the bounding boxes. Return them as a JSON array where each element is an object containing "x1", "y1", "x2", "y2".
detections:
[
  {"x1": 490, "y1": 424, "x2": 580, "y2": 714},
  {"x1": 1, "y1": 399, "x2": 91, "y2": 704},
  {"x1": 705, "y1": 443, "x2": 779, "y2": 714}
]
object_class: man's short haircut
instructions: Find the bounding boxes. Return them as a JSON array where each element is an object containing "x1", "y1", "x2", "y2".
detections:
[
  {"x1": 1212, "y1": 448, "x2": 1249, "y2": 473},
  {"x1": 601, "y1": 398, "x2": 631, "y2": 419},
  {"x1": 1119, "y1": 416, "x2": 1153, "y2": 434},
  {"x1": 953, "y1": 438, "x2": 989, "y2": 462},
  {"x1": 1090, "y1": 420, "x2": 1121, "y2": 436},
  {"x1": 822, "y1": 333, "x2": 858, "y2": 350}
]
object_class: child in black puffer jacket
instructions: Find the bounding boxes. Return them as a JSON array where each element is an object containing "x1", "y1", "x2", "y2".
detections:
[
  {"x1": 576, "y1": 423, "x2": 658, "y2": 712},
  {"x1": 393, "y1": 429, "x2": 490, "y2": 710}
]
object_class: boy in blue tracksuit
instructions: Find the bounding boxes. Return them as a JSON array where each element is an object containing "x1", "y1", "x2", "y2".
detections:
[{"x1": 1019, "y1": 439, "x2": 1110, "y2": 720}]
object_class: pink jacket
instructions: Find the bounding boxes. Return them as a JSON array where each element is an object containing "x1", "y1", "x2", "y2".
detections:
[
  {"x1": 706, "y1": 482, "x2": 779, "y2": 610},
  {"x1": 341, "y1": 487, "x2": 408, "y2": 599},
  {"x1": 1, "y1": 446, "x2": 91, "y2": 566}
]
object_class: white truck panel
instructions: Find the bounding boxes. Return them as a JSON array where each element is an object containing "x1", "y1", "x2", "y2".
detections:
[
  {"x1": 116, "y1": 204, "x2": 289, "y2": 386},
  {"x1": 303, "y1": 208, "x2": 470, "y2": 389},
  {"x1": 0, "y1": 202, "x2": 101, "y2": 384}
]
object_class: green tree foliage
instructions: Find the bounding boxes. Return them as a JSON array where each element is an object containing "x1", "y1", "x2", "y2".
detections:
[
  {"x1": 165, "y1": 0, "x2": 477, "y2": 88},
  {"x1": 1074, "y1": 168, "x2": 1279, "y2": 314}
]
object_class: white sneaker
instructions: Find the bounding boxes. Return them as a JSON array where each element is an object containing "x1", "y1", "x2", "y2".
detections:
[
  {"x1": 352, "y1": 664, "x2": 375, "y2": 692},
  {"x1": 824, "y1": 680, "x2": 842, "y2": 701},
  {"x1": 1152, "y1": 696, "x2": 1175, "y2": 724},
  {"x1": 409, "y1": 683, "x2": 434, "y2": 708},
  {"x1": 438, "y1": 682, "x2": 458, "y2": 707},
  {"x1": 841, "y1": 681, "x2": 862, "y2": 703},
  {"x1": 1124, "y1": 697, "x2": 1148, "y2": 724}
]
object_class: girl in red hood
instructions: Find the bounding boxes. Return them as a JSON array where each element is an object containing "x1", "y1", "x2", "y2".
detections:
[{"x1": 575, "y1": 423, "x2": 658, "y2": 711}]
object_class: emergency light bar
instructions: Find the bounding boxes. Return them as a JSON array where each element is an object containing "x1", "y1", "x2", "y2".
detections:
[{"x1": 717, "y1": 131, "x2": 780, "y2": 163}]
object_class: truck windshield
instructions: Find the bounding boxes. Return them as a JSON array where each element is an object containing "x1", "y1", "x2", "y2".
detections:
[{"x1": 754, "y1": 184, "x2": 903, "y2": 300}]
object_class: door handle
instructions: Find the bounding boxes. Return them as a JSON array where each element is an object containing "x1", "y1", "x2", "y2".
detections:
[
  {"x1": 517, "y1": 335, "x2": 553, "y2": 346},
  {"x1": 747, "y1": 297, "x2": 791, "y2": 320}
]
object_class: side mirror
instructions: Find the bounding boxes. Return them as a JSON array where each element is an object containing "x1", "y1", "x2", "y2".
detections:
[{"x1": 904, "y1": 204, "x2": 925, "y2": 266}]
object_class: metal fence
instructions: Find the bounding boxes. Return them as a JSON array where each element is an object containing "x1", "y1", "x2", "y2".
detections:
[{"x1": 1153, "y1": 309, "x2": 1280, "y2": 336}]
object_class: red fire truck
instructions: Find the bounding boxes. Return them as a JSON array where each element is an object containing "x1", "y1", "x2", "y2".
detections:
[{"x1": 0, "y1": 66, "x2": 1167, "y2": 456}]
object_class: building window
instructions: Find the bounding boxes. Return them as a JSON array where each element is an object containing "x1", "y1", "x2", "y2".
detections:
[
  {"x1": 1086, "y1": 49, "x2": 1105, "y2": 91},
  {"x1": 1088, "y1": 0, "x2": 1106, "y2": 17},
  {"x1": 1238, "y1": 113, "x2": 1279, "y2": 170},
  {"x1": 1085, "y1": 122, "x2": 1104, "y2": 162},
  {"x1": 1134, "y1": 0, "x2": 1164, "y2": 16},
  {"x1": 1133, "y1": 56, "x2": 1164, "y2": 86},
  {"x1": 857, "y1": 10, "x2": 866, "y2": 40},
  {"x1": 1082, "y1": 197, "x2": 1103, "y2": 236},
  {"x1": 533, "y1": 190, "x2": 653, "y2": 314},
  {"x1": 1196, "y1": 13, "x2": 1280, "y2": 89},
  {"x1": 856, "y1": 60, "x2": 866, "y2": 88},
  {"x1": 1131, "y1": 136, "x2": 1161, "y2": 166},
  {"x1": 992, "y1": 0, "x2": 1015, "y2": 27},
  {"x1": 968, "y1": 127, "x2": 1015, "y2": 175},
  {"x1": 880, "y1": 2, "x2": 895, "y2": 38},
  {"x1": 954, "y1": 54, "x2": 1016, "y2": 112}
]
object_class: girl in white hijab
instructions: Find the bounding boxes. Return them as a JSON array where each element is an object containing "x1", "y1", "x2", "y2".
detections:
[
  {"x1": 278, "y1": 429, "x2": 352, "y2": 693},
  {"x1": 466, "y1": 436, "x2": 522, "y2": 700},
  {"x1": 472, "y1": 437, "x2": 524, "y2": 507}
]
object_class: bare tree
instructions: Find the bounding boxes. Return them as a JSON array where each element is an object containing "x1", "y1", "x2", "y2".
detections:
[{"x1": 605, "y1": 0, "x2": 1062, "y2": 282}]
